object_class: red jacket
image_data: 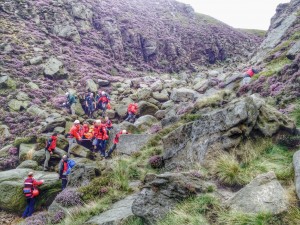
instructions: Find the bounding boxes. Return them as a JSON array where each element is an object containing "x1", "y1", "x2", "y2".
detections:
[
  {"x1": 23, "y1": 177, "x2": 43, "y2": 198},
  {"x1": 98, "y1": 95, "x2": 109, "y2": 103},
  {"x1": 94, "y1": 124, "x2": 109, "y2": 140},
  {"x1": 81, "y1": 125, "x2": 89, "y2": 137},
  {"x1": 114, "y1": 131, "x2": 129, "y2": 144},
  {"x1": 128, "y1": 103, "x2": 138, "y2": 114},
  {"x1": 69, "y1": 125, "x2": 82, "y2": 140},
  {"x1": 246, "y1": 68, "x2": 255, "y2": 77},
  {"x1": 46, "y1": 136, "x2": 57, "y2": 152}
]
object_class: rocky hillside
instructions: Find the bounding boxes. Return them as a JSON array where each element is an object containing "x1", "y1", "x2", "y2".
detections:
[{"x1": 0, "y1": 0, "x2": 300, "y2": 225}]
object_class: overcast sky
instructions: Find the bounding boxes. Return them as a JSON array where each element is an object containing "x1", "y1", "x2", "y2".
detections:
[{"x1": 177, "y1": 0, "x2": 290, "y2": 30}]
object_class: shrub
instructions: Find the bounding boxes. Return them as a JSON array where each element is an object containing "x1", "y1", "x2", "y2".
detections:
[
  {"x1": 149, "y1": 155, "x2": 164, "y2": 169},
  {"x1": 55, "y1": 188, "x2": 83, "y2": 207},
  {"x1": 212, "y1": 154, "x2": 246, "y2": 187},
  {"x1": 181, "y1": 113, "x2": 202, "y2": 122}
]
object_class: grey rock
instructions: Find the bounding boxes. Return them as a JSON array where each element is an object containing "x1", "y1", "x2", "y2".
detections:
[
  {"x1": 86, "y1": 194, "x2": 138, "y2": 225},
  {"x1": 16, "y1": 92, "x2": 29, "y2": 101},
  {"x1": 163, "y1": 96, "x2": 295, "y2": 169},
  {"x1": 53, "y1": 23, "x2": 81, "y2": 43},
  {"x1": 54, "y1": 127, "x2": 65, "y2": 134},
  {"x1": 137, "y1": 88, "x2": 152, "y2": 100},
  {"x1": 70, "y1": 144, "x2": 92, "y2": 158},
  {"x1": 118, "y1": 134, "x2": 152, "y2": 155},
  {"x1": 27, "y1": 105, "x2": 49, "y2": 118},
  {"x1": 0, "y1": 168, "x2": 60, "y2": 213},
  {"x1": 115, "y1": 104, "x2": 128, "y2": 118},
  {"x1": 86, "y1": 79, "x2": 98, "y2": 92},
  {"x1": 98, "y1": 79, "x2": 110, "y2": 87},
  {"x1": 228, "y1": 172, "x2": 288, "y2": 215},
  {"x1": 132, "y1": 172, "x2": 213, "y2": 224},
  {"x1": 44, "y1": 57, "x2": 63, "y2": 77},
  {"x1": 152, "y1": 89, "x2": 169, "y2": 102},
  {"x1": 138, "y1": 101, "x2": 159, "y2": 116},
  {"x1": 32, "y1": 148, "x2": 66, "y2": 164},
  {"x1": 161, "y1": 116, "x2": 180, "y2": 128},
  {"x1": 150, "y1": 80, "x2": 163, "y2": 92},
  {"x1": 8, "y1": 99, "x2": 29, "y2": 111},
  {"x1": 161, "y1": 100, "x2": 174, "y2": 110},
  {"x1": 155, "y1": 110, "x2": 167, "y2": 120},
  {"x1": 68, "y1": 161, "x2": 101, "y2": 187},
  {"x1": 71, "y1": 3, "x2": 93, "y2": 20},
  {"x1": 134, "y1": 115, "x2": 158, "y2": 130},
  {"x1": 29, "y1": 56, "x2": 43, "y2": 65},
  {"x1": 118, "y1": 121, "x2": 139, "y2": 134},
  {"x1": 19, "y1": 143, "x2": 37, "y2": 162},
  {"x1": 170, "y1": 88, "x2": 199, "y2": 102},
  {"x1": 0, "y1": 75, "x2": 16, "y2": 89},
  {"x1": 27, "y1": 82, "x2": 39, "y2": 90},
  {"x1": 17, "y1": 160, "x2": 39, "y2": 170},
  {"x1": 287, "y1": 40, "x2": 300, "y2": 60}
]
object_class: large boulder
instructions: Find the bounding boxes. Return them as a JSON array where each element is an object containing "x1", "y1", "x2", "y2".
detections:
[
  {"x1": 68, "y1": 160, "x2": 101, "y2": 187},
  {"x1": 69, "y1": 144, "x2": 92, "y2": 158},
  {"x1": 86, "y1": 79, "x2": 98, "y2": 92},
  {"x1": 19, "y1": 143, "x2": 37, "y2": 162},
  {"x1": 8, "y1": 99, "x2": 29, "y2": 112},
  {"x1": 163, "y1": 96, "x2": 295, "y2": 169},
  {"x1": 134, "y1": 115, "x2": 158, "y2": 130},
  {"x1": 43, "y1": 57, "x2": 68, "y2": 80},
  {"x1": 41, "y1": 117, "x2": 66, "y2": 133},
  {"x1": 150, "y1": 80, "x2": 163, "y2": 92},
  {"x1": 27, "y1": 105, "x2": 49, "y2": 118},
  {"x1": 17, "y1": 160, "x2": 39, "y2": 170},
  {"x1": 118, "y1": 134, "x2": 152, "y2": 155},
  {"x1": 287, "y1": 40, "x2": 300, "y2": 60},
  {"x1": 152, "y1": 89, "x2": 169, "y2": 102},
  {"x1": 16, "y1": 92, "x2": 30, "y2": 101},
  {"x1": 170, "y1": 88, "x2": 199, "y2": 102},
  {"x1": 118, "y1": 121, "x2": 139, "y2": 134},
  {"x1": 32, "y1": 148, "x2": 66, "y2": 164},
  {"x1": 132, "y1": 172, "x2": 213, "y2": 224},
  {"x1": 115, "y1": 104, "x2": 128, "y2": 118},
  {"x1": 228, "y1": 172, "x2": 288, "y2": 214},
  {"x1": 137, "y1": 88, "x2": 152, "y2": 100},
  {"x1": 86, "y1": 194, "x2": 138, "y2": 225},
  {"x1": 0, "y1": 75, "x2": 16, "y2": 89},
  {"x1": 0, "y1": 169, "x2": 61, "y2": 213},
  {"x1": 138, "y1": 101, "x2": 159, "y2": 116},
  {"x1": 293, "y1": 150, "x2": 300, "y2": 199}
]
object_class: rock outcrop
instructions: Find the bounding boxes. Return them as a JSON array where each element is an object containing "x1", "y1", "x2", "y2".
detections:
[
  {"x1": 228, "y1": 172, "x2": 288, "y2": 215},
  {"x1": 163, "y1": 96, "x2": 295, "y2": 169},
  {"x1": 0, "y1": 169, "x2": 60, "y2": 213},
  {"x1": 132, "y1": 172, "x2": 214, "y2": 224},
  {"x1": 118, "y1": 134, "x2": 152, "y2": 155}
]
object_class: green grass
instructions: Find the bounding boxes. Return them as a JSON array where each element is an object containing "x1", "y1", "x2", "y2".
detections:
[
  {"x1": 292, "y1": 103, "x2": 300, "y2": 127},
  {"x1": 181, "y1": 113, "x2": 202, "y2": 123},
  {"x1": 122, "y1": 216, "x2": 145, "y2": 225},
  {"x1": 256, "y1": 57, "x2": 292, "y2": 78},
  {"x1": 239, "y1": 28, "x2": 267, "y2": 37},
  {"x1": 212, "y1": 141, "x2": 295, "y2": 187},
  {"x1": 157, "y1": 195, "x2": 222, "y2": 225}
]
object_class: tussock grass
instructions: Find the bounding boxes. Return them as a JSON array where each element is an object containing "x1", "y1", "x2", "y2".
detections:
[
  {"x1": 218, "y1": 211, "x2": 277, "y2": 225},
  {"x1": 292, "y1": 103, "x2": 300, "y2": 127},
  {"x1": 157, "y1": 195, "x2": 222, "y2": 225}
]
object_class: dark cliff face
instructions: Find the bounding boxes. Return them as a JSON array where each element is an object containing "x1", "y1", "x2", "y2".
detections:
[{"x1": 0, "y1": 0, "x2": 261, "y2": 79}]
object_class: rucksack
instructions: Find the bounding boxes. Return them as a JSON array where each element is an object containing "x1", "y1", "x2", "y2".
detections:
[
  {"x1": 23, "y1": 177, "x2": 34, "y2": 198},
  {"x1": 66, "y1": 159, "x2": 76, "y2": 175}
]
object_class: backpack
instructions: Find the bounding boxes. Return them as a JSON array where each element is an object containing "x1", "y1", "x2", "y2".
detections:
[
  {"x1": 66, "y1": 159, "x2": 76, "y2": 175},
  {"x1": 23, "y1": 177, "x2": 34, "y2": 198}
]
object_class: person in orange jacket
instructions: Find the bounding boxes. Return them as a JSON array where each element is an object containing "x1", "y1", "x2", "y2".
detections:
[
  {"x1": 93, "y1": 119, "x2": 109, "y2": 157},
  {"x1": 105, "y1": 130, "x2": 129, "y2": 158},
  {"x1": 22, "y1": 172, "x2": 44, "y2": 218},
  {"x1": 125, "y1": 103, "x2": 138, "y2": 123},
  {"x1": 97, "y1": 91, "x2": 110, "y2": 117},
  {"x1": 43, "y1": 133, "x2": 63, "y2": 171},
  {"x1": 67, "y1": 120, "x2": 82, "y2": 155}
]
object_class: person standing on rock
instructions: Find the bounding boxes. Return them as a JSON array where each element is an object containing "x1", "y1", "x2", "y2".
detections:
[
  {"x1": 242, "y1": 68, "x2": 259, "y2": 85},
  {"x1": 65, "y1": 92, "x2": 77, "y2": 115},
  {"x1": 125, "y1": 103, "x2": 138, "y2": 123},
  {"x1": 105, "y1": 116, "x2": 113, "y2": 135},
  {"x1": 58, "y1": 155, "x2": 76, "y2": 190},
  {"x1": 67, "y1": 120, "x2": 82, "y2": 156},
  {"x1": 43, "y1": 133, "x2": 63, "y2": 171},
  {"x1": 93, "y1": 119, "x2": 109, "y2": 157},
  {"x1": 85, "y1": 92, "x2": 96, "y2": 118},
  {"x1": 97, "y1": 91, "x2": 110, "y2": 117},
  {"x1": 22, "y1": 172, "x2": 44, "y2": 218},
  {"x1": 105, "y1": 130, "x2": 129, "y2": 159}
]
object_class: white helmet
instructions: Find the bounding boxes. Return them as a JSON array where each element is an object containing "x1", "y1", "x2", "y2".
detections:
[
  {"x1": 65, "y1": 92, "x2": 69, "y2": 96},
  {"x1": 95, "y1": 120, "x2": 101, "y2": 123},
  {"x1": 74, "y1": 120, "x2": 80, "y2": 124},
  {"x1": 122, "y1": 130, "x2": 127, "y2": 134},
  {"x1": 101, "y1": 91, "x2": 105, "y2": 95}
]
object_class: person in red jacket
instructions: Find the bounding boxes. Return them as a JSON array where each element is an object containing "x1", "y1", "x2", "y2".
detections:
[
  {"x1": 43, "y1": 133, "x2": 63, "y2": 171},
  {"x1": 93, "y1": 119, "x2": 109, "y2": 157},
  {"x1": 22, "y1": 172, "x2": 44, "y2": 218},
  {"x1": 97, "y1": 91, "x2": 110, "y2": 117},
  {"x1": 67, "y1": 120, "x2": 82, "y2": 155},
  {"x1": 105, "y1": 130, "x2": 129, "y2": 158},
  {"x1": 242, "y1": 68, "x2": 259, "y2": 85},
  {"x1": 125, "y1": 103, "x2": 138, "y2": 123}
]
